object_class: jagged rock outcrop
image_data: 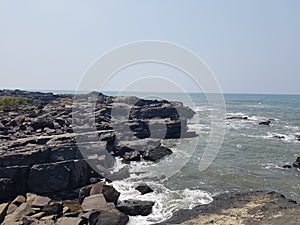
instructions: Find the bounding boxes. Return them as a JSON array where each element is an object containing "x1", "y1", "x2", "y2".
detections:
[{"x1": 0, "y1": 90, "x2": 197, "y2": 203}]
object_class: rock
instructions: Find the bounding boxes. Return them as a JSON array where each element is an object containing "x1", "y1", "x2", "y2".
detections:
[
  {"x1": 31, "y1": 211, "x2": 47, "y2": 219},
  {"x1": 62, "y1": 206, "x2": 70, "y2": 214},
  {"x1": 56, "y1": 217, "x2": 83, "y2": 225},
  {"x1": 32, "y1": 196, "x2": 51, "y2": 208},
  {"x1": 6, "y1": 204, "x2": 18, "y2": 215},
  {"x1": 26, "y1": 193, "x2": 38, "y2": 203},
  {"x1": 283, "y1": 165, "x2": 292, "y2": 169},
  {"x1": 123, "y1": 151, "x2": 141, "y2": 162},
  {"x1": 292, "y1": 156, "x2": 300, "y2": 168},
  {"x1": 116, "y1": 200, "x2": 154, "y2": 216},
  {"x1": 40, "y1": 214, "x2": 57, "y2": 221},
  {"x1": 0, "y1": 203, "x2": 9, "y2": 224},
  {"x1": 2, "y1": 203, "x2": 35, "y2": 224},
  {"x1": 295, "y1": 135, "x2": 300, "y2": 141},
  {"x1": 273, "y1": 135, "x2": 285, "y2": 139},
  {"x1": 142, "y1": 145, "x2": 173, "y2": 162},
  {"x1": 78, "y1": 185, "x2": 92, "y2": 204},
  {"x1": 42, "y1": 202, "x2": 63, "y2": 215},
  {"x1": 102, "y1": 184, "x2": 120, "y2": 204},
  {"x1": 227, "y1": 116, "x2": 248, "y2": 120},
  {"x1": 81, "y1": 194, "x2": 109, "y2": 212},
  {"x1": 259, "y1": 120, "x2": 271, "y2": 125},
  {"x1": 88, "y1": 209, "x2": 129, "y2": 225},
  {"x1": 12, "y1": 195, "x2": 26, "y2": 206},
  {"x1": 135, "y1": 183, "x2": 153, "y2": 195},
  {"x1": 156, "y1": 191, "x2": 299, "y2": 225}
]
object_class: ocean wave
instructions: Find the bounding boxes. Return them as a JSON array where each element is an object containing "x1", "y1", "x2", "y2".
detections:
[{"x1": 112, "y1": 179, "x2": 212, "y2": 225}]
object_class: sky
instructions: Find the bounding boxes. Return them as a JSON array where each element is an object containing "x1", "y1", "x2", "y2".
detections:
[{"x1": 0, "y1": 0, "x2": 299, "y2": 94}]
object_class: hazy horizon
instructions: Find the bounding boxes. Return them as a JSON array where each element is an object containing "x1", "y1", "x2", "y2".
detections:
[{"x1": 1, "y1": 0, "x2": 299, "y2": 95}]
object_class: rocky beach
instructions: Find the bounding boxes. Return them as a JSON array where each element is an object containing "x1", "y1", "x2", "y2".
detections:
[{"x1": 0, "y1": 90, "x2": 300, "y2": 225}]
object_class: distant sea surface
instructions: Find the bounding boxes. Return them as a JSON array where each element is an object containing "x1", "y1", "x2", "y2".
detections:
[{"x1": 33, "y1": 90, "x2": 300, "y2": 224}]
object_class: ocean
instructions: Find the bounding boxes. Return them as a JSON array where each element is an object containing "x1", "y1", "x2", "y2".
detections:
[{"x1": 36, "y1": 90, "x2": 300, "y2": 224}]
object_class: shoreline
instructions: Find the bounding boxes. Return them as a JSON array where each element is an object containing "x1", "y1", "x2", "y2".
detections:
[{"x1": 0, "y1": 89, "x2": 299, "y2": 224}]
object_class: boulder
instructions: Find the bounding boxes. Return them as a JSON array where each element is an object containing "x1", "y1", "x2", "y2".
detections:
[
  {"x1": 116, "y1": 200, "x2": 154, "y2": 216},
  {"x1": 259, "y1": 120, "x2": 271, "y2": 125},
  {"x1": 123, "y1": 151, "x2": 141, "y2": 162},
  {"x1": 292, "y1": 156, "x2": 300, "y2": 168},
  {"x1": 32, "y1": 196, "x2": 51, "y2": 208},
  {"x1": 102, "y1": 185, "x2": 120, "y2": 204},
  {"x1": 88, "y1": 209, "x2": 129, "y2": 225},
  {"x1": 135, "y1": 183, "x2": 153, "y2": 195},
  {"x1": 42, "y1": 202, "x2": 63, "y2": 215},
  {"x1": 142, "y1": 146, "x2": 173, "y2": 162},
  {"x1": 81, "y1": 194, "x2": 109, "y2": 212},
  {"x1": 27, "y1": 163, "x2": 70, "y2": 193}
]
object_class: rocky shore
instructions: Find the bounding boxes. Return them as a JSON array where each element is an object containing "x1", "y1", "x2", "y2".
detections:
[
  {"x1": 156, "y1": 191, "x2": 300, "y2": 225},
  {"x1": 1, "y1": 90, "x2": 299, "y2": 225},
  {"x1": 0, "y1": 89, "x2": 196, "y2": 224}
]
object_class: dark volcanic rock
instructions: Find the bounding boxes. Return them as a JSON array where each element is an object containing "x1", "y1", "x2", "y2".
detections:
[
  {"x1": 227, "y1": 116, "x2": 248, "y2": 120},
  {"x1": 259, "y1": 120, "x2": 271, "y2": 125},
  {"x1": 88, "y1": 209, "x2": 129, "y2": 225},
  {"x1": 116, "y1": 199, "x2": 154, "y2": 216},
  {"x1": 142, "y1": 145, "x2": 173, "y2": 162},
  {"x1": 135, "y1": 183, "x2": 153, "y2": 195}
]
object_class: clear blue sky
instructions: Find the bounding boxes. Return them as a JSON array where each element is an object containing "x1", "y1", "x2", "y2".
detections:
[{"x1": 1, "y1": 0, "x2": 299, "y2": 94}]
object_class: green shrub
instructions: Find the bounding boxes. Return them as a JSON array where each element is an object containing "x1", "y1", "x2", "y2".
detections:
[{"x1": 0, "y1": 96, "x2": 30, "y2": 111}]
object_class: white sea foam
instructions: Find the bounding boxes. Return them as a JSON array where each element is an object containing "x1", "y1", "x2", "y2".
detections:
[{"x1": 112, "y1": 179, "x2": 212, "y2": 225}]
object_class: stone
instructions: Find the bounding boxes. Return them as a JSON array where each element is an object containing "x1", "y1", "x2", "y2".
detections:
[
  {"x1": 2, "y1": 203, "x2": 35, "y2": 224},
  {"x1": 6, "y1": 204, "x2": 18, "y2": 215},
  {"x1": 116, "y1": 200, "x2": 154, "y2": 216},
  {"x1": 26, "y1": 193, "x2": 38, "y2": 203},
  {"x1": 142, "y1": 145, "x2": 173, "y2": 162},
  {"x1": 32, "y1": 196, "x2": 51, "y2": 208},
  {"x1": 227, "y1": 116, "x2": 248, "y2": 120},
  {"x1": 78, "y1": 185, "x2": 92, "y2": 204},
  {"x1": 90, "y1": 182, "x2": 104, "y2": 196},
  {"x1": 81, "y1": 194, "x2": 108, "y2": 212},
  {"x1": 40, "y1": 215, "x2": 57, "y2": 221},
  {"x1": 12, "y1": 195, "x2": 26, "y2": 206},
  {"x1": 42, "y1": 202, "x2": 63, "y2": 215},
  {"x1": 56, "y1": 217, "x2": 83, "y2": 225},
  {"x1": 123, "y1": 151, "x2": 141, "y2": 162},
  {"x1": 0, "y1": 203, "x2": 9, "y2": 224},
  {"x1": 102, "y1": 184, "x2": 120, "y2": 204},
  {"x1": 27, "y1": 162, "x2": 70, "y2": 193},
  {"x1": 283, "y1": 165, "x2": 292, "y2": 169},
  {"x1": 88, "y1": 209, "x2": 129, "y2": 225},
  {"x1": 31, "y1": 211, "x2": 47, "y2": 219},
  {"x1": 135, "y1": 183, "x2": 153, "y2": 195},
  {"x1": 259, "y1": 120, "x2": 271, "y2": 125}
]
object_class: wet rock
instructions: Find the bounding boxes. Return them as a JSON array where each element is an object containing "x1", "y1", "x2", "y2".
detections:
[
  {"x1": 135, "y1": 183, "x2": 153, "y2": 195},
  {"x1": 227, "y1": 116, "x2": 248, "y2": 120},
  {"x1": 102, "y1": 184, "x2": 120, "y2": 204},
  {"x1": 116, "y1": 200, "x2": 154, "y2": 216},
  {"x1": 273, "y1": 135, "x2": 285, "y2": 139},
  {"x1": 123, "y1": 150, "x2": 141, "y2": 162},
  {"x1": 259, "y1": 120, "x2": 271, "y2": 125},
  {"x1": 283, "y1": 165, "x2": 292, "y2": 169},
  {"x1": 292, "y1": 156, "x2": 300, "y2": 168},
  {"x1": 142, "y1": 145, "x2": 173, "y2": 162},
  {"x1": 295, "y1": 135, "x2": 300, "y2": 141}
]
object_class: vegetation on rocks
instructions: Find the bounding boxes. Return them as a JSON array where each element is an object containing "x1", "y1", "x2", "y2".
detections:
[{"x1": 0, "y1": 96, "x2": 30, "y2": 111}]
